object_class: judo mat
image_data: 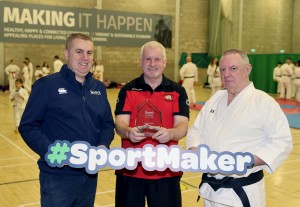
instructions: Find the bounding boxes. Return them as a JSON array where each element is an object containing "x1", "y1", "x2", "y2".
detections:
[
  {"x1": 275, "y1": 99, "x2": 300, "y2": 129},
  {"x1": 190, "y1": 100, "x2": 300, "y2": 129}
]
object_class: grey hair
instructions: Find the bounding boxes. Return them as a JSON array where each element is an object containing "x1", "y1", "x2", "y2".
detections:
[
  {"x1": 222, "y1": 49, "x2": 250, "y2": 65},
  {"x1": 140, "y1": 41, "x2": 166, "y2": 60}
]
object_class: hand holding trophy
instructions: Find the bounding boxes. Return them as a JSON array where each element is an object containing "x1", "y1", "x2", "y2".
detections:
[{"x1": 135, "y1": 100, "x2": 162, "y2": 137}]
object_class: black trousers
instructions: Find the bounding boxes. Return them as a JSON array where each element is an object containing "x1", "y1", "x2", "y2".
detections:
[{"x1": 115, "y1": 174, "x2": 182, "y2": 207}]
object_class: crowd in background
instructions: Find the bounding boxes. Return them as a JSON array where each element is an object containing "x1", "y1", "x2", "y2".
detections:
[
  {"x1": 180, "y1": 55, "x2": 300, "y2": 106},
  {"x1": 273, "y1": 58, "x2": 300, "y2": 102},
  {"x1": 4, "y1": 56, "x2": 64, "y2": 133},
  {"x1": 4, "y1": 56, "x2": 107, "y2": 94},
  {"x1": 4, "y1": 55, "x2": 106, "y2": 133},
  {"x1": 5, "y1": 56, "x2": 64, "y2": 94},
  {"x1": 4, "y1": 54, "x2": 300, "y2": 134}
]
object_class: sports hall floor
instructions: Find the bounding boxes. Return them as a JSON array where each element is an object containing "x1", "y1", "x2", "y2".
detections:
[{"x1": 0, "y1": 84, "x2": 299, "y2": 207}]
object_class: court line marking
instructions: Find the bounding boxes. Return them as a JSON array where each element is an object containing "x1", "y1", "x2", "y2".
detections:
[
  {"x1": 18, "y1": 202, "x2": 39, "y2": 207},
  {"x1": 96, "y1": 189, "x2": 115, "y2": 195},
  {"x1": 0, "y1": 132, "x2": 36, "y2": 162},
  {"x1": 0, "y1": 155, "x2": 35, "y2": 161},
  {"x1": 0, "y1": 162, "x2": 36, "y2": 168},
  {"x1": 98, "y1": 204, "x2": 114, "y2": 207},
  {"x1": 0, "y1": 178, "x2": 38, "y2": 186}
]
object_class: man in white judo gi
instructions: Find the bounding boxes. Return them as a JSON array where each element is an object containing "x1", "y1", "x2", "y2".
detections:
[
  {"x1": 186, "y1": 49, "x2": 293, "y2": 207},
  {"x1": 180, "y1": 56, "x2": 198, "y2": 106},
  {"x1": 280, "y1": 58, "x2": 294, "y2": 100}
]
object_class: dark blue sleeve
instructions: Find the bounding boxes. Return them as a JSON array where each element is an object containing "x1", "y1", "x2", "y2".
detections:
[{"x1": 19, "y1": 78, "x2": 52, "y2": 157}]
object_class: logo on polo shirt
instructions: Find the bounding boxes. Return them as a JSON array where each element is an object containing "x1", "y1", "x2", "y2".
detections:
[
  {"x1": 58, "y1": 88, "x2": 67, "y2": 94},
  {"x1": 164, "y1": 94, "x2": 174, "y2": 102}
]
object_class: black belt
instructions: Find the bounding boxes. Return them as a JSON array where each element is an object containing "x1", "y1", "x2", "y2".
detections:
[
  {"x1": 276, "y1": 75, "x2": 281, "y2": 77},
  {"x1": 296, "y1": 77, "x2": 300, "y2": 79},
  {"x1": 184, "y1": 76, "x2": 195, "y2": 78},
  {"x1": 197, "y1": 170, "x2": 264, "y2": 207},
  {"x1": 282, "y1": 75, "x2": 291, "y2": 77}
]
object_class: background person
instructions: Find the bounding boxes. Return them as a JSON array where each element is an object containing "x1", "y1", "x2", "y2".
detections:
[
  {"x1": 211, "y1": 62, "x2": 222, "y2": 96},
  {"x1": 280, "y1": 58, "x2": 294, "y2": 100},
  {"x1": 21, "y1": 60, "x2": 30, "y2": 93},
  {"x1": 5, "y1": 59, "x2": 20, "y2": 93},
  {"x1": 273, "y1": 61, "x2": 282, "y2": 94},
  {"x1": 19, "y1": 33, "x2": 115, "y2": 207},
  {"x1": 179, "y1": 56, "x2": 198, "y2": 106},
  {"x1": 34, "y1": 65, "x2": 43, "y2": 81},
  {"x1": 186, "y1": 49, "x2": 293, "y2": 207},
  {"x1": 207, "y1": 57, "x2": 218, "y2": 88},
  {"x1": 93, "y1": 59, "x2": 104, "y2": 82},
  {"x1": 42, "y1": 61, "x2": 51, "y2": 77},
  {"x1": 53, "y1": 55, "x2": 64, "y2": 73},
  {"x1": 114, "y1": 41, "x2": 189, "y2": 207},
  {"x1": 24, "y1": 57, "x2": 33, "y2": 91},
  {"x1": 294, "y1": 60, "x2": 300, "y2": 102},
  {"x1": 9, "y1": 78, "x2": 29, "y2": 132}
]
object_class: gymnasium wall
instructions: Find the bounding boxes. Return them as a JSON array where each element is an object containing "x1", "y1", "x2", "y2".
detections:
[
  {"x1": 240, "y1": 0, "x2": 298, "y2": 53},
  {"x1": 1, "y1": 0, "x2": 300, "y2": 87}
]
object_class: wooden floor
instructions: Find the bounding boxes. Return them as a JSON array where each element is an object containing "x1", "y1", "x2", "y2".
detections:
[{"x1": 0, "y1": 84, "x2": 299, "y2": 207}]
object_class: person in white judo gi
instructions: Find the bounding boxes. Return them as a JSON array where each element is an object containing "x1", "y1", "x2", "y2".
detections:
[
  {"x1": 272, "y1": 61, "x2": 282, "y2": 94},
  {"x1": 207, "y1": 57, "x2": 218, "y2": 88},
  {"x1": 180, "y1": 56, "x2": 198, "y2": 106},
  {"x1": 186, "y1": 49, "x2": 293, "y2": 207},
  {"x1": 211, "y1": 65, "x2": 222, "y2": 96},
  {"x1": 5, "y1": 59, "x2": 20, "y2": 93},
  {"x1": 293, "y1": 61, "x2": 300, "y2": 102},
  {"x1": 280, "y1": 58, "x2": 294, "y2": 100},
  {"x1": 9, "y1": 79, "x2": 29, "y2": 132}
]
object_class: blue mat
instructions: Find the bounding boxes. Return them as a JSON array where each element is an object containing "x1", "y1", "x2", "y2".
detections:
[{"x1": 285, "y1": 114, "x2": 300, "y2": 129}]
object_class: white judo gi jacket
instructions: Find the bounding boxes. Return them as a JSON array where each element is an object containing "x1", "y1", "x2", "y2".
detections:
[{"x1": 186, "y1": 82, "x2": 293, "y2": 207}]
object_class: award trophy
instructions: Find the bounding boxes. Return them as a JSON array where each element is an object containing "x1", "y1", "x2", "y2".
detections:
[{"x1": 135, "y1": 100, "x2": 162, "y2": 137}]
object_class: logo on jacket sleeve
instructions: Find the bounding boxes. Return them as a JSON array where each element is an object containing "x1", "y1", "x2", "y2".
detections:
[{"x1": 58, "y1": 88, "x2": 67, "y2": 94}]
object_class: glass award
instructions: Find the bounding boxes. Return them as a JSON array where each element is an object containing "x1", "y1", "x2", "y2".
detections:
[{"x1": 135, "y1": 100, "x2": 162, "y2": 137}]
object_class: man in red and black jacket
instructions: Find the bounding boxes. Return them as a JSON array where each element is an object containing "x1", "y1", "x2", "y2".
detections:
[{"x1": 115, "y1": 41, "x2": 189, "y2": 207}]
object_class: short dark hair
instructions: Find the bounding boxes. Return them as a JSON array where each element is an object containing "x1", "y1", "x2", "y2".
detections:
[
  {"x1": 16, "y1": 78, "x2": 23, "y2": 84},
  {"x1": 65, "y1": 33, "x2": 93, "y2": 50}
]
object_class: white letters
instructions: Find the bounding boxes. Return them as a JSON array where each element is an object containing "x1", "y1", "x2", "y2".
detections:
[
  {"x1": 88, "y1": 147, "x2": 107, "y2": 172},
  {"x1": 47, "y1": 141, "x2": 254, "y2": 175},
  {"x1": 3, "y1": 7, "x2": 75, "y2": 27},
  {"x1": 69, "y1": 142, "x2": 88, "y2": 165},
  {"x1": 96, "y1": 14, "x2": 152, "y2": 31}
]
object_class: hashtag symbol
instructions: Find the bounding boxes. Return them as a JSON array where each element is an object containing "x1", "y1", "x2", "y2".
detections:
[{"x1": 45, "y1": 140, "x2": 70, "y2": 167}]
